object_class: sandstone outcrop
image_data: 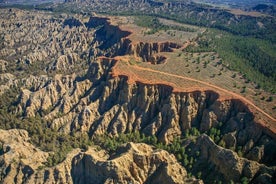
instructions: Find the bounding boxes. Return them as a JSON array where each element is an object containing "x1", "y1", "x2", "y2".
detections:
[
  {"x1": 0, "y1": 8, "x2": 275, "y2": 183},
  {"x1": 0, "y1": 129, "x2": 201, "y2": 184},
  {"x1": 193, "y1": 134, "x2": 275, "y2": 183},
  {"x1": 71, "y1": 142, "x2": 202, "y2": 184},
  {"x1": 0, "y1": 129, "x2": 48, "y2": 183},
  {"x1": 125, "y1": 41, "x2": 180, "y2": 62},
  {"x1": 1, "y1": 9, "x2": 273, "y2": 167},
  {"x1": 86, "y1": 16, "x2": 180, "y2": 63},
  {"x1": 14, "y1": 56, "x2": 276, "y2": 169}
]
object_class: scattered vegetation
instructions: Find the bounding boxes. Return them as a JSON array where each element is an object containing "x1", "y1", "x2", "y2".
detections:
[
  {"x1": 94, "y1": 129, "x2": 202, "y2": 179},
  {"x1": 0, "y1": 87, "x2": 201, "y2": 170},
  {"x1": 0, "y1": 3, "x2": 275, "y2": 183},
  {"x1": 0, "y1": 86, "x2": 213, "y2": 179},
  {"x1": 0, "y1": 85, "x2": 271, "y2": 183},
  {"x1": 0, "y1": 87, "x2": 92, "y2": 167},
  {"x1": 241, "y1": 176, "x2": 249, "y2": 184},
  {"x1": 207, "y1": 127, "x2": 222, "y2": 144},
  {"x1": 184, "y1": 30, "x2": 276, "y2": 93},
  {"x1": 135, "y1": 16, "x2": 195, "y2": 35}
]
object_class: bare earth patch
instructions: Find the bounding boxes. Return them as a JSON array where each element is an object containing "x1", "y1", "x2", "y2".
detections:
[{"x1": 100, "y1": 15, "x2": 276, "y2": 135}]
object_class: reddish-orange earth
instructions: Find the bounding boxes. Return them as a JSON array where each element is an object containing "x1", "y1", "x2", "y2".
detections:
[{"x1": 99, "y1": 16, "x2": 276, "y2": 137}]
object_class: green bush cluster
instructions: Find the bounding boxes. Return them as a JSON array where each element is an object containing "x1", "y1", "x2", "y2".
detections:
[
  {"x1": 94, "y1": 129, "x2": 202, "y2": 179},
  {"x1": 208, "y1": 127, "x2": 221, "y2": 144},
  {"x1": 135, "y1": 16, "x2": 195, "y2": 35},
  {"x1": 94, "y1": 131, "x2": 157, "y2": 152}
]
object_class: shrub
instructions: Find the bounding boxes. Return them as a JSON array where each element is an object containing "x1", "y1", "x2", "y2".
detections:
[{"x1": 266, "y1": 96, "x2": 273, "y2": 102}]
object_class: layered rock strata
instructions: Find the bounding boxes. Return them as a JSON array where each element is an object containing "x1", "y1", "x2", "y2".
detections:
[
  {"x1": 0, "y1": 129, "x2": 201, "y2": 184},
  {"x1": 0, "y1": 9, "x2": 275, "y2": 183}
]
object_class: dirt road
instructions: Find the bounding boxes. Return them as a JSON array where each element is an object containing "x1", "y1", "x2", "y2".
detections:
[{"x1": 132, "y1": 65, "x2": 276, "y2": 124}]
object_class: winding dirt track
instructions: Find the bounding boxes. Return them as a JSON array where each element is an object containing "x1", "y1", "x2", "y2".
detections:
[{"x1": 132, "y1": 65, "x2": 276, "y2": 127}]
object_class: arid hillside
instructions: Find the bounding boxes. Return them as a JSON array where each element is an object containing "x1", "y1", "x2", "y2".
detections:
[{"x1": 0, "y1": 8, "x2": 275, "y2": 184}]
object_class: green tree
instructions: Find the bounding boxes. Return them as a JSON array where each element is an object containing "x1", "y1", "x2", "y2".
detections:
[{"x1": 241, "y1": 177, "x2": 249, "y2": 184}]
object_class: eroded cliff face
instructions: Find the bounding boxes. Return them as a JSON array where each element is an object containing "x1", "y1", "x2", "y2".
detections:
[
  {"x1": 0, "y1": 129, "x2": 201, "y2": 184},
  {"x1": 125, "y1": 41, "x2": 180, "y2": 62},
  {"x1": 0, "y1": 9, "x2": 275, "y2": 183},
  {"x1": 87, "y1": 16, "x2": 180, "y2": 63},
  {"x1": 190, "y1": 134, "x2": 275, "y2": 183},
  {"x1": 0, "y1": 129, "x2": 49, "y2": 183},
  {"x1": 71, "y1": 142, "x2": 201, "y2": 184},
  {"x1": 16, "y1": 57, "x2": 276, "y2": 167}
]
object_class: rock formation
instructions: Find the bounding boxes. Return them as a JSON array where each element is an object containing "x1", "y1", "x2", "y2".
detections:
[
  {"x1": 71, "y1": 142, "x2": 202, "y2": 184},
  {"x1": 192, "y1": 134, "x2": 275, "y2": 183},
  {"x1": 0, "y1": 129, "x2": 49, "y2": 183},
  {"x1": 0, "y1": 8, "x2": 275, "y2": 183},
  {"x1": 0, "y1": 129, "x2": 201, "y2": 184}
]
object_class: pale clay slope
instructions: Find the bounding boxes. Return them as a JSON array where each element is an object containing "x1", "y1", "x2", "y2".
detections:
[
  {"x1": 0, "y1": 129, "x2": 201, "y2": 184},
  {"x1": 0, "y1": 8, "x2": 275, "y2": 183},
  {"x1": 0, "y1": 129, "x2": 274, "y2": 183}
]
